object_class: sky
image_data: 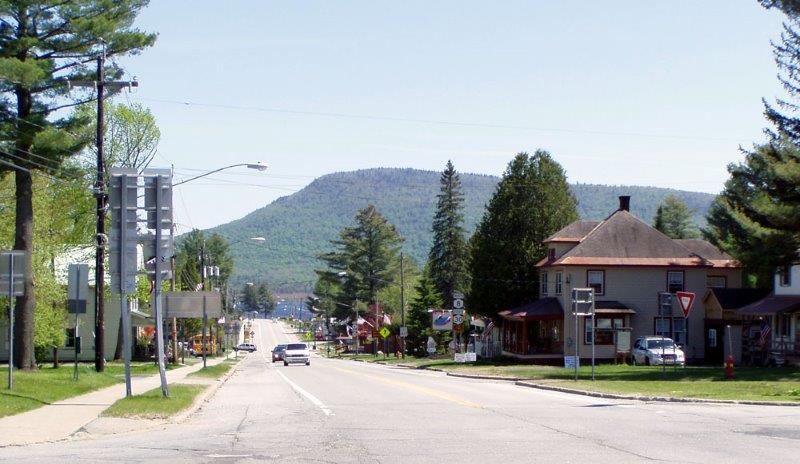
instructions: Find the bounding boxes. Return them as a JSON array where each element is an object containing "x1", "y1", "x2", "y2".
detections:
[{"x1": 115, "y1": 1, "x2": 787, "y2": 230}]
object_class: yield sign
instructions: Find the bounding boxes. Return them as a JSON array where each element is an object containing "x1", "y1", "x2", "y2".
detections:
[{"x1": 676, "y1": 291, "x2": 696, "y2": 318}]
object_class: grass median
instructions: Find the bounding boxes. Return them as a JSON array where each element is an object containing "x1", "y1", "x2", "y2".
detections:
[
  {"x1": 0, "y1": 361, "x2": 184, "y2": 418},
  {"x1": 337, "y1": 355, "x2": 800, "y2": 402},
  {"x1": 187, "y1": 359, "x2": 239, "y2": 379},
  {"x1": 102, "y1": 384, "x2": 207, "y2": 419}
]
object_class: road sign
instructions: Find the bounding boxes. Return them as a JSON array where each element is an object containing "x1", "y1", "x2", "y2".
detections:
[
  {"x1": 399, "y1": 326, "x2": 408, "y2": 338},
  {"x1": 67, "y1": 264, "x2": 89, "y2": 314},
  {"x1": 676, "y1": 291, "x2": 696, "y2": 318},
  {"x1": 0, "y1": 251, "x2": 26, "y2": 296},
  {"x1": 432, "y1": 310, "x2": 452, "y2": 330},
  {"x1": 162, "y1": 291, "x2": 223, "y2": 318},
  {"x1": 453, "y1": 314, "x2": 464, "y2": 325},
  {"x1": 379, "y1": 326, "x2": 390, "y2": 339},
  {"x1": 453, "y1": 291, "x2": 465, "y2": 315}
]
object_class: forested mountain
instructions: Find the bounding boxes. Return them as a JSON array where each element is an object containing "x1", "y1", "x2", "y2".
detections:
[{"x1": 205, "y1": 168, "x2": 716, "y2": 292}]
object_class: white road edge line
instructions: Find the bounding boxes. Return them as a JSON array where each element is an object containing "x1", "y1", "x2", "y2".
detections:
[{"x1": 275, "y1": 370, "x2": 334, "y2": 416}]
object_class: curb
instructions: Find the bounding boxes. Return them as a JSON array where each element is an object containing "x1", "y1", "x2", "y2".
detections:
[
  {"x1": 514, "y1": 381, "x2": 800, "y2": 407},
  {"x1": 445, "y1": 372, "x2": 524, "y2": 382},
  {"x1": 172, "y1": 358, "x2": 242, "y2": 423}
]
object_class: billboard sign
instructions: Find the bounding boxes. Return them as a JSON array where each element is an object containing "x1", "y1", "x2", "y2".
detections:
[{"x1": 432, "y1": 310, "x2": 452, "y2": 331}]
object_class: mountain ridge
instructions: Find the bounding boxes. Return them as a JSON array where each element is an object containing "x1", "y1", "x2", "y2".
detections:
[{"x1": 205, "y1": 167, "x2": 717, "y2": 292}]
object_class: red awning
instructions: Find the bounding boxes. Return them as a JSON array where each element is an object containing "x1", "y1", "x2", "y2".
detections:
[{"x1": 499, "y1": 298, "x2": 563, "y2": 321}]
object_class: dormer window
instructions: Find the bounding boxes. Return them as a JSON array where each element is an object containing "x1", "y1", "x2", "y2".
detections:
[{"x1": 549, "y1": 248, "x2": 556, "y2": 261}]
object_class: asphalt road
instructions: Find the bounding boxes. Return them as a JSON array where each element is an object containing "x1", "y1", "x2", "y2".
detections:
[{"x1": 1, "y1": 319, "x2": 799, "y2": 463}]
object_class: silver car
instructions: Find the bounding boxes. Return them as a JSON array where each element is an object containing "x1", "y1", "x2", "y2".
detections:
[{"x1": 283, "y1": 343, "x2": 310, "y2": 366}]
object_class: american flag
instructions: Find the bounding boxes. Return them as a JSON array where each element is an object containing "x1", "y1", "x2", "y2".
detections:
[{"x1": 759, "y1": 320, "x2": 772, "y2": 348}]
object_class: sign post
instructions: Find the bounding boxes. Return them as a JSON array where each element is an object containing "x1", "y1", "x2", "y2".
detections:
[
  {"x1": 452, "y1": 291, "x2": 464, "y2": 353},
  {"x1": 658, "y1": 292, "x2": 673, "y2": 379},
  {"x1": 67, "y1": 264, "x2": 89, "y2": 381},
  {"x1": 676, "y1": 291, "x2": 695, "y2": 370},
  {"x1": 571, "y1": 288, "x2": 595, "y2": 381},
  {"x1": 1, "y1": 251, "x2": 26, "y2": 390}
]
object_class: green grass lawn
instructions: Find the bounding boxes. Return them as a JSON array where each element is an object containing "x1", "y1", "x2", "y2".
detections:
[
  {"x1": 0, "y1": 361, "x2": 187, "y2": 418},
  {"x1": 343, "y1": 355, "x2": 800, "y2": 402},
  {"x1": 187, "y1": 359, "x2": 239, "y2": 379},
  {"x1": 102, "y1": 384, "x2": 207, "y2": 419}
]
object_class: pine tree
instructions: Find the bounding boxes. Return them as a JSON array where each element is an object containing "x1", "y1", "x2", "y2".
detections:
[
  {"x1": 468, "y1": 151, "x2": 578, "y2": 317},
  {"x1": 653, "y1": 195, "x2": 700, "y2": 239},
  {"x1": 0, "y1": 1, "x2": 156, "y2": 369},
  {"x1": 706, "y1": 140, "x2": 800, "y2": 285},
  {"x1": 317, "y1": 205, "x2": 404, "y2": 310},
  {"x1": 428, "y1": 160, "x2": 469, "y2": 308},
  {"x1": 406, "y1": 269, "x2": 443, "y2": 356}
]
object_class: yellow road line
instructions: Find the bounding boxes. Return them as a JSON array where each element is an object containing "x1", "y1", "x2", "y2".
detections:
[{"x1": 332, "y1": 366, "x2": 482, "y2": 409}]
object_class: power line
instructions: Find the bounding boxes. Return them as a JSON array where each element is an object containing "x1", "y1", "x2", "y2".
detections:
[{"x1": 134, "y1": 96, "x2": 750, "y2": 144}]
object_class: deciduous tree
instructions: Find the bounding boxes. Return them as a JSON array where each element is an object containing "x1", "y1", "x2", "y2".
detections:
[
  {"x1": 653, "y1": 195, "x2": 700, "y2": 239},
  {"x1": 468, "y1": 151, "x2": 578, "y2": 317}
]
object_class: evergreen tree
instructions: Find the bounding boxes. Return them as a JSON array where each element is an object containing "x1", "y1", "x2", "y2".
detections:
[
  {"x1": 242, "y1": 283, "x2": 258, "y2": 310},
  {"x1": 256, "y1": 282, "x2": 276, "y2": 312},
  {"x1": 705, "y1": 140, "x2": 800, "y2": 286},
  {"x1": 406, "y1": 268, "x2": 443, "y2": 356},
  {"x1": 653, "y1": 195, "x2": 700, "y2": 239},
  {"x1": 317, "y1": 205, "x2": 404, "y2": 312},
  {"x1": 468, "y1": 151, "x2": 578, "y2": 317},
  {"x1": 428, "y1": 160, "x2": 469, "y2": 308},
  {"x1": 0, "y1": 0, "x2": 155, "y2": 369}
]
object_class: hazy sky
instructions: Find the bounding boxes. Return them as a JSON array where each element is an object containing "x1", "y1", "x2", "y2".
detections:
[{"x1": 117, "y1": 1, "x2": 786, "y2": 230}]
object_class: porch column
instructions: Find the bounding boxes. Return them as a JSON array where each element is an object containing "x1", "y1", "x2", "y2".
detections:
[{"x1": 522, "y1": 320, "x2": 529, "y2": 356}]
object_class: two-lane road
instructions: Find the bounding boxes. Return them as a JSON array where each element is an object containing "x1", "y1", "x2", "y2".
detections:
[{"x1": 1, "y1": 318, "x2": 798, "y2": 463}]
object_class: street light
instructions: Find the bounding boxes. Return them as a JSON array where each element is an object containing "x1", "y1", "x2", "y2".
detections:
[{"x1": 172, "y1": 162, "x2": 268, "y2": 188}]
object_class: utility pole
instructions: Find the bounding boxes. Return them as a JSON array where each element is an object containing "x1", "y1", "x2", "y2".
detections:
[
  {"x1": 200, "y1": 243, "x2": 207, "y2": 369},
  {"x1": 93, "y1": 54, "x2": 106, "y2": 373},
  {"x1": 400, "y1": 253, "x2": 406, "y2": 359},
  {"x1": 70, "y1": 48, "x2": 138, "y2": 373}
]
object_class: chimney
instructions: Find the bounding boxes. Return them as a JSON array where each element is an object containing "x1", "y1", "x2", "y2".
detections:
[{"x1": 619, "y1": 195, "x2": 630, "y2": 212}]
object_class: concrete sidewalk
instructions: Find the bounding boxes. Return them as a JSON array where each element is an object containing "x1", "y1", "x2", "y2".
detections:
[{"x1": 0, "y1": 356, "x2": 228, "y2": 447}]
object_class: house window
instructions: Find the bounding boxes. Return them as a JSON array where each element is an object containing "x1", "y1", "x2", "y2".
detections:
[
  {"x1": 585, "y1": 316, "x2": 624, "y2": 345},
  {"x1": 540, "y1": 272, "x2": 548, "y2": 295},
  {"x1": 555, "y1": 272, "x2": 563, "y2": 295},
  {"x1": 706, "y1": 275, "x2": 726, "y2": 289},
  {"x1": 653, "y1": 317, "x2": 687, "y2": 345},
  {"x1": 779, "y1": 266, "x2": 792, "y2": 287},
  {"x1": 667, "y1": 271, "x2": 684, "y2": 293},
  {"x1": 587, "y1": 270, "x2": 604, "y2": 295},
  {"x1": 65, "y1": 328, "x2": 76, "y2": 348},
  {"x1": 548, "y1": 248, "x2": 556, "y2": 261}
]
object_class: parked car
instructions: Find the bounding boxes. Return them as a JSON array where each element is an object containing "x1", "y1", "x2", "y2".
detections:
[
  {"x1": 283, "y1": 342, "x2": 311, "y2": 366},
  {"x1": 271, "y1": 344, "x2": 287, "y2": 363},
  {"x1": 236, "y1": 343, "x2": 257, "y2": 353},
  {"x1": 632, "y1": 336, "x2": 686, "y2": 366}
]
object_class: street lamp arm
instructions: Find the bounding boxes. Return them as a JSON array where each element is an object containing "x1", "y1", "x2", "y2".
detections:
[{"x1": 171, "y1": 162, "x2": 267, "y2": 188}]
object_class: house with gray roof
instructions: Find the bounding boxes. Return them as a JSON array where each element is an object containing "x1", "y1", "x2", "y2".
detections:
[{"x1": 498, "y1": 196, "x2": 742, "y2": 364}]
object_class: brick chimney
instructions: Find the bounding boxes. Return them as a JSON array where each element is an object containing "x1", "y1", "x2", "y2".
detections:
[{"x1": 619, "y1": 195, "x2": 631, "y2": 212}]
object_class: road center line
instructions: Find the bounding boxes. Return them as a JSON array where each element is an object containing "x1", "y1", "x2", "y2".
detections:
[
  {"x1": 275, "y1": 370, "x2": 334, "y2": 416},
  {"x1": 332, "y1": 366, "x2": 482, "y2": 409}
]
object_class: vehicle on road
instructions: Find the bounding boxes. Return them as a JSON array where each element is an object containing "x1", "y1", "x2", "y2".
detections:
[
  {"x1": 271, "y1": 344, "x2": 287, "y2": 362},
  {"x1": 236, "y1": 343, "x2": 257, "y2": 352},
  {"x1": 632, "y1": 336, "x2": 686, "y2": 366},
  {"x1": 284, "y1": 343, "x2": 311, "y2": 366}
]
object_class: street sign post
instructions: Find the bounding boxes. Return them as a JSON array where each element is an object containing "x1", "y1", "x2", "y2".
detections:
[
  {"x1": 67, "y1": 264, "x2": 89, "y2": 381},
  {"x1": 571, "y1": 288, "x2": 595, "y2": 381},
  {"x1": 1, "y1": 250, "x2": 26, "y2": 390},
  {"x1": 452, "y1": 291, "x2": 465, "y2": 353},
  {"x1": 658, "y1": 292, "x2": 673, "y2": 378},
  {"x1": 676, "y1": 291, "x2": 696, "y2": 318}
]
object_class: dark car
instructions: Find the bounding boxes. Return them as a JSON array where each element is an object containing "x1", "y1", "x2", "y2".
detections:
[{"x1": 271, "y1": 344, "x2": 287, "y2": 362}]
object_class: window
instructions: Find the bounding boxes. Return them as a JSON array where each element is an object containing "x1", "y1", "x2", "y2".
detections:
[
  {"x1": 585, "y1": 316, "x2": 624, "y2": 345},
  {"x1": 708, "y1": 329, "x2": 717, "y2": 348},
  {"x1": 65, "y1": 328, "x2": 76, "y2": 348},
  {"x1": 667, "y1": 271, "x2": 684, "y2": 293},
  {"x1": 555, "y1": 272, "x2": 563, "y2": 295},
  {"x1": 779, "y1": 266, "x2": 792, "y2": 287},
  {"x1": 540, "y1": 272, "x2": 548, "y2": 295},
  {"x1": 653, "y1": 317, "x2": 687, "y2": 345},
  {"x1": 548, "y1": 248, "x2": 556, "y2": 261},
  {"x1": 706, "y1": 275, "x2": 726, "y2": 289},
  {"x1": 587, "y1": 270, "x2": 604, "y2": 295}
]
